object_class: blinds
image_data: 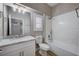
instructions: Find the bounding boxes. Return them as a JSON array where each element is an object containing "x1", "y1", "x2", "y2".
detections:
[{"x1": 33, "y1": 13, "x2": 43, "y2": 31}]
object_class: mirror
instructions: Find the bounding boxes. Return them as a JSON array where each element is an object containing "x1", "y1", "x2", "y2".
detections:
[
  {"x1": 3, "y1": 4, "x2": 31, "y2": 38},
  {"x1": 0, "y1": 4, "x2": 3, "y2": 39},
  {"x1": 0, "y1": 11, "x2": 3, "y2": 39}
]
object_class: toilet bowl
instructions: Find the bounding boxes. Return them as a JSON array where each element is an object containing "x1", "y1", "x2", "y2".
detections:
[
  {"x1": 39, "y1": 43, "x2": 50, "y2": 51},
  {"x1": 39, "y1": 43, "x2": 50, "y2": 56},
  {"x1": 35, "y1": 35, "x2": 50, "y2": 55}
]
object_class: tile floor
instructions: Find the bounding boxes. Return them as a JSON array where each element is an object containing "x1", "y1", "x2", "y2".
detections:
[{"x1": 35, "y1": 44, "x2": 56, "y2": 56}]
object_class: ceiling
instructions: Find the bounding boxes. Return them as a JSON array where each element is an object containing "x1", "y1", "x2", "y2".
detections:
[{"x1": 47, "y1": 3, "x2": 58, "y2": 7}]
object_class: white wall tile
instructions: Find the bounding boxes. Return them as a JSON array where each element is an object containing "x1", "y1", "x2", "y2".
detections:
[{"x1": 51, "y1": 10, "x2": 79, "y2": 55}]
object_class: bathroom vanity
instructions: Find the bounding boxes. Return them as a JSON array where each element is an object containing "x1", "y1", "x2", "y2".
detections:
[
  {"x1": 0, "y1": 3, "x2": 43, "y2": 56},
  {"x1": 0, "y1": 4, "x2": 36, "y2": 56},
  {"x1": 0, "y1": 36, "x2": 35, "y2": 56}
]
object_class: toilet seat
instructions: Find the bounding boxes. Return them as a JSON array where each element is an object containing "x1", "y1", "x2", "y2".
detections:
[{"x1": 39, "y1": 43, "x2": 50, "y2": 51}]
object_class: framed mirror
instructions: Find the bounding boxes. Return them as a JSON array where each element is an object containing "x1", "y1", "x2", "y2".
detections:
[
  {"x1": 3, "y1": 4, "x2": 31, "y2": 38},
  {"x1": 0, "y1": 11, "x2": 3, "y2": 39}
]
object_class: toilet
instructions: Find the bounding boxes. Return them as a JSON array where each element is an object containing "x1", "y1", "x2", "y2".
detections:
[{"x1": 35, "y1": 35, "x2": 50, "y2": 56}]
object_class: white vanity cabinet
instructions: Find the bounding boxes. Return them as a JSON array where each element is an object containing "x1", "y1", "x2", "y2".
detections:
[{"x1": 0, "y1": 40, "x2": 35, "y2": 56}]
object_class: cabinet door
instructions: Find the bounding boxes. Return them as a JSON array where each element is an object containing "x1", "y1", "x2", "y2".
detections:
[
  {"x1": 3, "y1": 48, "x2": 23, "y2": 56},
  {"x1": 23, "y1": 40, "x2": 35, "y2": 56},
  {"x1": 23, "y1": 45, "x2": 35, "y2": 56}
]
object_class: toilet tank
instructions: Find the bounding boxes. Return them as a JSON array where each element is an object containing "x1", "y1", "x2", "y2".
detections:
[{"x1": 35, "y1": 35, "x2": 43, "y2": 44}]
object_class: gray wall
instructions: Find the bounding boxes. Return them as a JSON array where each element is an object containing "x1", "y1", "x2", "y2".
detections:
[
  {"x1": 22, "y1": 3, "x2": 52, "y2": 16},
  {"x1": 52, "y1": 3, "x2": 79, "y2": 17},
  {"x1": 43, "y1": 16, "x2": 52, "y2": 43}
]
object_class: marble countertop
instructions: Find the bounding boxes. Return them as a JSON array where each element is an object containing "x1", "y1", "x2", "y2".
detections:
[{"x1": 0, "y1": 36, "x2": 36, "y2": 47}]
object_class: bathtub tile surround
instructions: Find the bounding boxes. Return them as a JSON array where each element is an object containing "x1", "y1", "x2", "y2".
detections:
[{"x1": 51, "y1": 10, "x2": 79, "y2": 56}]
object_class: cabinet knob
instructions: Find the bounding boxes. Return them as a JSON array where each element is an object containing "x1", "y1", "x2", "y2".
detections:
[
  {"x1": 0, "y1": 49, "x2": 3, "y2": 53},
  {"x1": 0, "y1": 49, "x2": 2, "y2": 51},
  {"x1": 19, "y1": 52, "x2": 21, "y2": 56},
  {"x1": 22, "y1": 51, "x2": 24, "y2": 56}
]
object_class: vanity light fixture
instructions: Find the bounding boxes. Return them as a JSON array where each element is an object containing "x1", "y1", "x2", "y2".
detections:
[{"x1": 12, "y1": 5, "x2": 26, "y2": 14}]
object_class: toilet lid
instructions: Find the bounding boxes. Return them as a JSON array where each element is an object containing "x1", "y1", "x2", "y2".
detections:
[{"x1": 39, "y1": 43, "x2": 50, "y2": 49}]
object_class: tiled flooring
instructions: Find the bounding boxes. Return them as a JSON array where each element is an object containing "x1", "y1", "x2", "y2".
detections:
[
  {"x1": 35, "y1": 50, "x2": 56, "y2": 56},
  {"x1": 35, "y1": 44, "x2": 56, "y2": 56},
  {"x1": 35, "y1": 50, "x2": 42, "y2": 56}
]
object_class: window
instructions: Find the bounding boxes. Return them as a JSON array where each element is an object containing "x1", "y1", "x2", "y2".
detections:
[{"x1": 34, "y1": 13, "x2": 43, "y2": 31}]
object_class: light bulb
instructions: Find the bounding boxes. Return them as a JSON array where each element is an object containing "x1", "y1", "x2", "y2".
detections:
[
  {"x1": 12, "y1": 6, "x2": 16, "y2": 12},
  {"x1": 22, "y1": 8, "x2": 26, "y2": 14},
  {"x1": 18, "y1": 8, "x2": 21, "y2": 13},
  {"x1": 59, "y1": 22, "x2": 64, "y2": 24},
  {"x1": 22, "y1": 10, "x2": 25, "y2": 14}
]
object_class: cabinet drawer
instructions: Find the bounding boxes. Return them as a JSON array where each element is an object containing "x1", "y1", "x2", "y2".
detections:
[{"x1": 0, "y1": 40, "x2": 35, "y2": 55}]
